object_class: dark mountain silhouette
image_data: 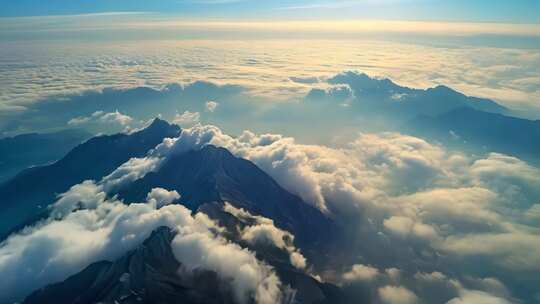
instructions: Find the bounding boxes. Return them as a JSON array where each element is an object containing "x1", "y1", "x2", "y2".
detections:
[
  {"x1": 324, "y1": 71, "x2": 508, "y2": 117},
  {"x1": 0, "y1": 129, "x2": 92, "y2": 183},
  {"x1": 24, "y1": 226, "x2": 347, "y2": 304},
  {"x1": 0, "y1": 119, "x2": 180, "y2": 237},
  {"x1": 405, "y1": 107, "x2": 540, "y2": 164},
  {"x1": 117, "y1": 145, "x2": 337, "y2": 248}
]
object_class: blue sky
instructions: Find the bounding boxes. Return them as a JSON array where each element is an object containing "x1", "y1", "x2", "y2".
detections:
[{"x1": 1, "y1": 0, "x2": 539, "y2": 23}]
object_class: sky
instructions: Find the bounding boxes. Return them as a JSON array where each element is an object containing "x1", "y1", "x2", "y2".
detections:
[
  {"x1": 1, "y1": 2, "x2": 540, "y2": 304},
  {"x1": 0, "y1": 0, "x2": 539, "y2": 119},
  {"x1": 1, "y1": 0, "x2": 539, "y2": 24}
]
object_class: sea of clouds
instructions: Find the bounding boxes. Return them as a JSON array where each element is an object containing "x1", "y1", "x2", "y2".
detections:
[
  {"x1": 1, "y1": 39, "x2": 539, "y2": 117},
  {"x1": 2, "y1": 123, "x2": 538, "y2": 303}
]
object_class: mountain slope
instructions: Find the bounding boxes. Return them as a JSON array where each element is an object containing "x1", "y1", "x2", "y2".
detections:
[
  {"x1": 0, "y1": 129, "x2": 92, "y2": 183},
  {"x1": 24, "y1": 226, "x2": 346, "y2": 304},
  {"x1": 405, "y1": 107, "x2": 540, "y2": 164},
  {"x1": 0, "y1": 119, "x2": 180, "y2": 237},
  {"x1": 23, "y1": 227, "x2": 231, "y2": 304},
  {"x1": 117, "y1": 145, "x2": 337, "y2": 248}
]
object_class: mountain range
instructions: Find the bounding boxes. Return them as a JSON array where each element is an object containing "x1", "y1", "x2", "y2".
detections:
[
  {"x1": 24, "y1": 226, "x2": 346, "y2": 304},
  {"x1": 0, "y1": 119, "x2": 344, "y2": 303},
  {"x1": 326, "y1": 71, "x2": 509, "y2": 117},
  {"x1": 0, "y1": 129, "x2": 91, "y2": 183},
  {"x1": 0, "y1": 119, "x2": 181, "y2": 238},
  {"x1": 405, "y1": 107, "x2": 540, "y2": 165},
  {"x1": 2, "y1": 74, "x2": 538, "y2": 303},
  {"x1": 116, "y1": 144, "x2": 336, "y2": 248}
]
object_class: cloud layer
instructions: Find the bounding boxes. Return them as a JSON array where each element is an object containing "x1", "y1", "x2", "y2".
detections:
[
  {"x1": 1, "y1": 121, "x2": 539, "y2": 303},
  {"x1": 0, "y1": 181, "x2": 283, "y2": 303},
  {"x1": 1, "y1": 38, "x2": 539, "y2": 121},
  {"x1": 137, "y1": 124, "x2": 540, "y2": 303},
  {"x1": 223, "y1": 202, "x2": 307, "y2": 270}
]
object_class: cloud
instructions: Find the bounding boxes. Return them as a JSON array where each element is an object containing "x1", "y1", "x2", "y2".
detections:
[
  {"x1": 101, "y1": 156, "x2": 163, "y2": 193},
  {"x1": 378, "y1": 285, "x2": 418, "y2": 304},
  {"x1": 147, "y1": 187, "x2": 180, "y2": 208},
  {"x1": 342, "y1": 264, "x2": 380, "y2": 282},
  {"x1": 205, "y1": 100, "x2": 219, "y2": 112},
  {"x1": 143, "y1": 124, "x2": 540, "y2": 302},
  {"x1": 223, "y1": 202, "x2": 307, "y2": 270},
  {"x1": 3, "y1": 121, "x2": 537, "y2": 302},
  {"x1": 68, "y1": 110, "x2": 133, "y2": 127},
  {"x1": 525, "y1": 203, "x2": 540, "y2": 222},
  {"x1": 172, "y1": 110, "x2": 200, "y2": 126},
  {"x1": 447, "y1": 289, "x2": 512, "y2": 304},
  {"x1": 3, "y1": 38, "x2": 540, "y2": 134},
  {"x1": 289, "y1": 76, "x2": 321, "y2": 84},
  {"x1": 383, "y1": 216, "x2": 438, "y2": 241},
  {"x1": 438, "y1": 231, "x2": 540, "y2": 271},
  {"x1": 173, "y1": 232, "x2": 282, "y2": 304},
  {"x1": 0, "y1": 182, "x2": 282, "y2": 304},
  {"x1": 414, "y1": 271, "x2": 447, "y2": 283},
  {"x1": 469, "y1": 153, "x2": 540, "y2": 205}
]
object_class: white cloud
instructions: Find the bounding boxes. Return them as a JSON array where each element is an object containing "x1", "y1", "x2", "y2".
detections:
[
  {"x1": 223, "y1": 202, "x2": 307, "y2": 270},
  {"x1": 383, "y1": 216, "x2": 438, "y2": 241},
  {"x1": 68, "y1": 110, "x2": 133, "y2": 127},
  {"x1": 342, "y1": 264, "x2": 380, "y2": 282},
  {"x1": 4, "y1": 122, "x2": 537, "y2": 302},
  {"x1": 470, "y1": 153, "x2": 540, "y2": 204},
  {"x1": 173, "y1": 232, "x2": 282, "y2": 304},
  {"x1": 378, "y1": 285, "x2": 418, "y2": 304},
  {"x1": 147, "y1": 124, "x2": 540, "y2": 301},
  {"x1": 0, "y1": 178, "x2": 282, "y2": 304},
  {"x1": 438, "y1": 232, "x2": 540, "y2": 271},
  {"x1": 101, "y1": 156, "x2": 163, "y2": 193},
  {"x1": 2, "y1": 39, "x2": 540, "y2": 120},
  {"x1": 100, "y1": 110, "x2": 133, "y2": 125},
  {"x1": 146, "y1": 187, "x2": 180, "y2": 208},
  {"x1": 525, "y1": 203, "x2": 540, "y2": 221},
  {"x1": 414, "y1": 271, "x2": 447, "y2": 283},
  {"x1": 172, "y1": 110, "x2": 200, "y2": 126},
  {"x1": 205, "y1": 100, "x2": 219, "y2": 112},
  {"x1": 385, "y1": 268, "x2": 401, "y2": 281},
  {"x1": 447, "y1": 289, "x2": 512, "y2": 304}
]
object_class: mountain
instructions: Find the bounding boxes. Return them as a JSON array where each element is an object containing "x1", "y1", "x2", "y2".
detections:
[
  {"x1": 405, "y1": 107, "x2": 540, "y2": 164},
  {"x1": 0, "y1": 129, "x2": 92, "y2": 183},
  {"x1": 9, "y1": 122, "x2": 345, "y2": 303},
  {"x1": 23, "y1": 227, "x2": 232, "y2": 304},
  {"x1": 24, "y1": 226, "x2": 346, "y2": 304},
  {"x1": 325, "y1": 71, "x2": 508, "y2": 118},
  {"x1": 117, "y1": 145, "x2": 337, "y2": 249},
  {"x1": 0, "y1": 119, "x2": 181, "y2": 238}
]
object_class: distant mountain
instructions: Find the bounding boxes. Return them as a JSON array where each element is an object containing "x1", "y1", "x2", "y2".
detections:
[
  {"x1": 0, "y1": 129, "x2": 92, "y2": 183},
  {"x1": 117, "y1": 145, "x2": 337, "y2": 248},
  {"x1": 0, "y1": 119, "x2": 181, "y2": 238},
  {"x1": 324, "y1": 71, "x2": 508, "y2": 118},
  {"x1": 405, "y1": 107, "x2": 540, "y2": 164}
]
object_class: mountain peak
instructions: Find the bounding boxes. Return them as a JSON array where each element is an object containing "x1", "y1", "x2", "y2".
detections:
[
  {"x1": 429, "y1": 84, "x2": 460, "y2": 95},
  {"x1": 148, "y1": 117, "x2": 175, "y2": 130},
  {"x1": 117, "y1": 144, "x2": 337, "y2": 247},
  {"x1": 136, "y1": 118, "x2": 180, "y2": 138},
  {"x1": 0, "y1": 119, "x2": 181, "y2": 238}
]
